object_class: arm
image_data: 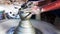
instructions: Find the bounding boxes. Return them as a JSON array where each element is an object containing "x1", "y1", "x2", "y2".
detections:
[{"x1": 41, "y1": 0, "x2": 60, "y2": 12}]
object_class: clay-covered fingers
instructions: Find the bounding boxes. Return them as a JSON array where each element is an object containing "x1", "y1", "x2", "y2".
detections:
[{"x1": 31, "y1": 6, "x2": 40, "y2": 15}]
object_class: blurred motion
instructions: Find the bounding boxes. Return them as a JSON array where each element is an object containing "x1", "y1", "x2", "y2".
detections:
[{"x1": 0, "y1": 0, "x2": 60, "y2": 34}]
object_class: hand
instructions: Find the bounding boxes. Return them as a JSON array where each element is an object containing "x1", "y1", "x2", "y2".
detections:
[
  {"x1": 33, "y1": 1, "x2": 39, "y2": 6},
  {"x1": 31, "y1": 6, "x2": 40, "y2": 15}
]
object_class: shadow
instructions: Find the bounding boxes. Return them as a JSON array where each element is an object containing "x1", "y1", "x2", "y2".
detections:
[{"x1": 35, "y1": 28, "x2": 43, "y2": 34}]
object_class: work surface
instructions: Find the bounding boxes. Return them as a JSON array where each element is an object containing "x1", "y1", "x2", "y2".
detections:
[{"x1": 0, "y1": 19, "x2": 59, "y2": 34}]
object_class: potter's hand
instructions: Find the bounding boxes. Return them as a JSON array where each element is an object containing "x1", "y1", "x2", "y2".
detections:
[
  {"x1": 20, "y1": 4, "x2": 41, "y2": 15},
  {"x1": 31, "y1": 6, "x2": 41, "y2": 15}
]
